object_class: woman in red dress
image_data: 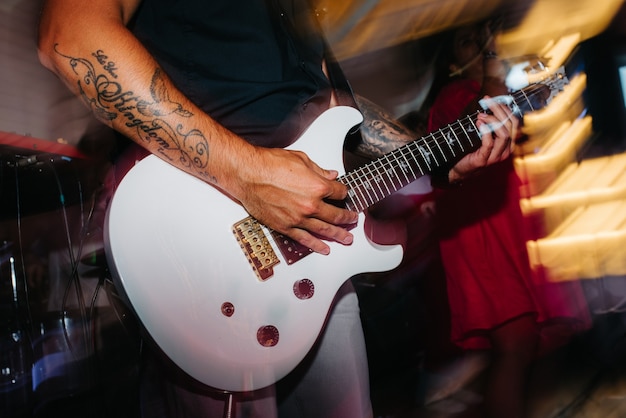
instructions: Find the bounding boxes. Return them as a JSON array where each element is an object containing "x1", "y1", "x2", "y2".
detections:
[{"x1": 427, "y1": 22, "x2": 589, "y2": 417}]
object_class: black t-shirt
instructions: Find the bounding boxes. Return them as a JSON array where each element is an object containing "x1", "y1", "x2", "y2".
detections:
[{"x1": 130, "y1": 0, "x2": 333, "y2": 147}]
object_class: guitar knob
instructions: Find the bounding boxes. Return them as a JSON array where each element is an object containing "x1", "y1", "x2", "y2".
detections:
[
  {"x1": 293, "y1": 279, "x2": 314, "y2": 300},
  {"x1": 221, "y1": 302, "x2": 235, "y2": 317},
  {"x1": 257, "y1": 325, "x2": 279, "y2": 347}
]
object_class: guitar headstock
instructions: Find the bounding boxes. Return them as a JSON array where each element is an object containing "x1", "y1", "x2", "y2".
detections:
[
  {"x1": 519, "y1": 67, "x2": 569, "y2": 115},
  {"x1": 501, "y1": 53, "x2": 570, "y2": 115},
  {"x1": 484, "y1": 67, "x2": 570, "y2": 119}
]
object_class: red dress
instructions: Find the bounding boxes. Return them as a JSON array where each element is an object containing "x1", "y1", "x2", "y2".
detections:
[{"x1": 428, "y1": 78, "x2": 589, "y2": 351}]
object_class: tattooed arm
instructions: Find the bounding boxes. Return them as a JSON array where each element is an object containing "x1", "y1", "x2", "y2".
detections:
[{"x1": 37, "y1": 0, "x2": 357, "y2": 255}]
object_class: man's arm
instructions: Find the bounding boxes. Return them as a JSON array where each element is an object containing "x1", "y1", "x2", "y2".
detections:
[{"x1": 37, "y1": 0, "x2": 358, "y2": 255}]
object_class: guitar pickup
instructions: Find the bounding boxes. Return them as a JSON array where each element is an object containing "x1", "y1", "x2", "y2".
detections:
[{"x1": 232, "y1": 217, "x2": 280, "y2": 281}]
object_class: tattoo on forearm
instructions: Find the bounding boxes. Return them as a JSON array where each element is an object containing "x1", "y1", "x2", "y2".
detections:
[
  {"x1": 354, "y1": 96, "x2": 418, "y2": 160},
  {"x1": 92, "y1": 50, "x2": 118, "y2": 78},
  {"x1": 53, "y1": 44, "x2": 210, "y2": 177}
]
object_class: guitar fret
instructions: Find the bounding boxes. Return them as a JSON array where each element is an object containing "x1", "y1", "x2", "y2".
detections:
[
  {"x1": 450, "y1": 122, "x2": 465, "y2": 153},
  {"x1": 360, "y1": 172, "x2": 377, "y2": 207},
  {"x1": 349, "y1": 170, "x2": 369, "y2": 210},
  {"x1": 459, "y1": 116, "x2": 474, "y2": 152},
  {"x1": 397, "y1": 147, "x2": 419, "y2": 182},
  {"x1": 432, "y1": 132, "x2": 448, "y2": 165},
  {"x1": 339, "y1": 175, "x2": 353, "y2": 210},
  {"x1": 404, "y1": 145, "x2": 419, "y2": 173},
  {"x1": 344, "y1": 192, "x2": 358, "y2": 212},
  {"x1": 412, "y1": 143, "x2": 431, "y2": 172},
  {"x1": 407, "y1": 144, "x2": 426, "y2": 176},
  {"x1": 435, "y1": 131, "x2": 454, "y2": 161},
  {"x1": 381, "y1": 154, "x2": 402, "y2": 190},
  {"x1": 350, "y1": 174, "x2": 366, "y2": 212},
  {"x1": 391, "y1": 151, "x2": 413, "y2": 187},
  {"x1": 364, "y1": 162, "x2": 387, "y2": 209},
  {"x1": 466, "y1": 116, "x2": 481, "y2": 148},
  {"x1": 440, "y1": 128, "x2": 458, "y2": 158},
  {"x1": 421, "y1": 137, "x2": 440, "y2": 168},
  {"x1": 341, "y1": 173, "x2": 360, "y2": 212},
  {"x1": 374, "y1": 159, "x2": 393, "y2": 196},
  {"x1": 415, "y1": 144, "x2": 428, "y2": 176},
  {"x1": 365, "y1": 163, "x2": 386, "y2": 201},
  {"x1": 364, "y1": 160, "x2": 380, "y2": 201}
]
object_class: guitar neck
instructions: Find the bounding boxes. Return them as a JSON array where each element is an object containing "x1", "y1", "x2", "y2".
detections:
[
  {"x1": 340, "y1": 113, "x2": 482, "y2": 212},
  {"x1": 339, "y1": 77, "x2": 562, "y2": 213}
]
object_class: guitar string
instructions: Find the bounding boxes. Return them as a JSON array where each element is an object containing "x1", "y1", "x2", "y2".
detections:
[
  {"x1": 388, "y1": 83, "x2": 551, "y2": 165},
  {"x1": 340, "y1": 82, "x2": 560, "y2": 212},
  {"x1": 243, "y1": 80, "x2": 562, "y2": 263},
  {"x1": 341, "y1": 115, "x2": 476, "y2": 210}
]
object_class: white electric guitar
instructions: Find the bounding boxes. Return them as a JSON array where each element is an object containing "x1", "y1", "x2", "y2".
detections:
[{"x1": 104, "y1": 70, "x2": 568, "y2": 392}]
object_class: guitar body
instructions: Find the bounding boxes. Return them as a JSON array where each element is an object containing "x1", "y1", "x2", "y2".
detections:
[{"x1": 104, "y1": 106, "x2": 404, "y2": 392}]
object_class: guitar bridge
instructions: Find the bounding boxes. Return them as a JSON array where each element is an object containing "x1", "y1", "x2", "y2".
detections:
[{"x1": 232, "y1": 217, "x2": 280, "y2": 281}]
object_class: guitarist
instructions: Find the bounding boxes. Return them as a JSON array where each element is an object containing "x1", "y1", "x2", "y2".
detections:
[{"x1": 37, "y1": 0, "x2": 518, "y2": 417}]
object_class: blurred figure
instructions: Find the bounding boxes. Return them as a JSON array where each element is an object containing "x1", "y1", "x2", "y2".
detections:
[{"x1": 420, "y1": 20, "x2": 590, "y2": 417}]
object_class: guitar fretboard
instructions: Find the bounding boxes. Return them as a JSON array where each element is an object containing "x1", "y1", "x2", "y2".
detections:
[
  {"x1": 340, "y1": 113, "x2": 482, "y2": 212},
  {"x1": 338, "y1": 77, "x2": 562, "y2": 213}
]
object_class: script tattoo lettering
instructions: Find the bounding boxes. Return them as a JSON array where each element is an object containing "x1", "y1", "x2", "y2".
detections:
[
  {"x1": 92, "y1": 50, "x2": 118, "y2": 78},
  {"x1": 53, "y1": 45, "x2": 209, "y2": 176}
]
